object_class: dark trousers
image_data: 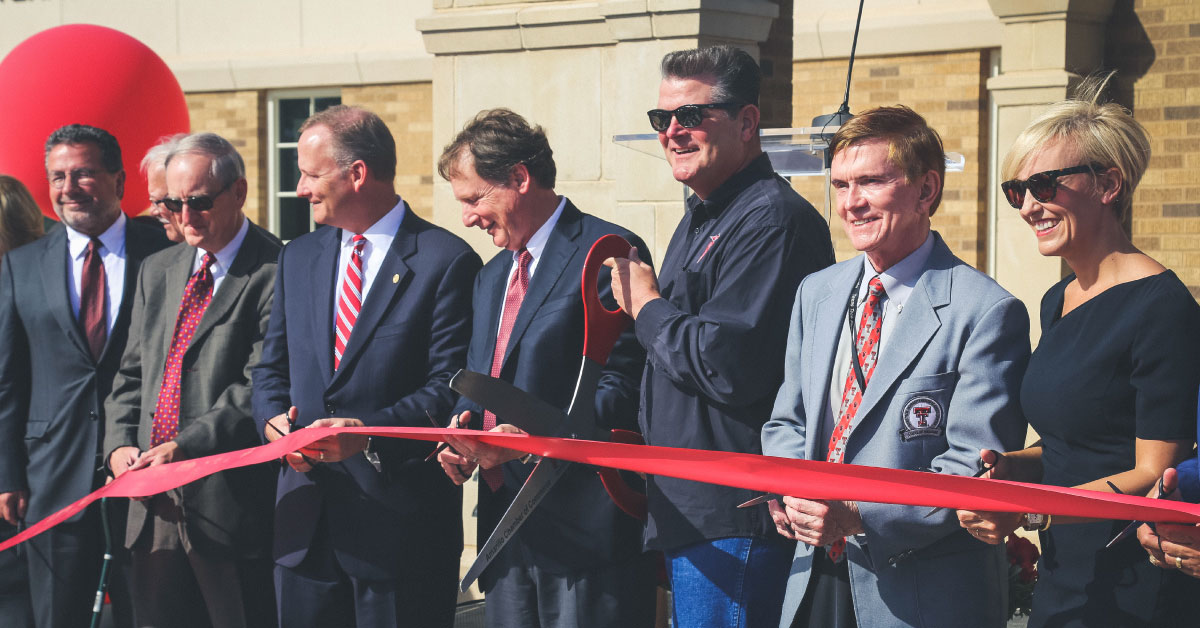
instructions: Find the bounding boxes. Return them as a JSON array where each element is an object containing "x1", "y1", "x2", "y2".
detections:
[
  {"x1": 483, "y1": 543, "x2": 657, "y2": 628},
  {"x1": 792, "y1": 547, "x2": 856, "y2": 628},
  {"x1": 274, "y1": 513, "x2": 458, "y2": 628},
  {"x1": 129, "y1": 493, "x2": 274, "y2": 628},
  {"x1": 0, "y1": 521, "x2": 33, "y2": 628},
  {"x1": 25, "y1": 498, "x2": 134, "y2": 628}
]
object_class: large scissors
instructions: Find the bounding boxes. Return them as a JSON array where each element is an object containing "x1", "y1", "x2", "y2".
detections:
[{"x1": 450, "y1": 234, "x2": 646, "y2": 593}]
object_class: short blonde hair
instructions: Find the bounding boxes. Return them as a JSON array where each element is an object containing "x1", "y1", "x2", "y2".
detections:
[{"x1": 1002, "y1": 72, "x2": 1150, "y2": 220}]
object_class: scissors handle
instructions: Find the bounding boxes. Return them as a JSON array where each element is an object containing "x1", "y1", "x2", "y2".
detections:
[{"x1": 581, "y1": 234, "x2": 634, "y2": 365}]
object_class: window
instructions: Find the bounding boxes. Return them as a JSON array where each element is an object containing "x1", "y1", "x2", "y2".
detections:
[{"x1": 268, "y1": 90, "x2": 341, "y2": 241}]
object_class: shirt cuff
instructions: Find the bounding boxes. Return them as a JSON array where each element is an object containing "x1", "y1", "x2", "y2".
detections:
[
  {"x1": 633, "y1": 297, "x2": 674, "y2": 351},
  {"x1": 1177, "y1": 457, "x2": 1200, "y2": 503}
]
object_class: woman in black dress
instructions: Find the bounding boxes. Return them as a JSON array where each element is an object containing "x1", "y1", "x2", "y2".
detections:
[{"x1": 957, "y1": 74, "x2": 1200, "y2": 627}]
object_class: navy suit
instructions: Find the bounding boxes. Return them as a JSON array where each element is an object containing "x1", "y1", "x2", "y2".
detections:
[
  {"x1": 0, "y1": 219, "x2": 170, "y2": 628},
  {"x1": 455, "y1": 201, "x2": 656, "y2": 626},
  {"x1": 252, "y1": 206, "x2": 480, "y2": 627}
]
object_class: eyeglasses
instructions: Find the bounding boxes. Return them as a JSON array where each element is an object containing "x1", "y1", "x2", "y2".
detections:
[
  {"x1": 647, "y1": 103, "x2": 744, "y2": 132},
  {"x1": 48, "y1": 169, "x2": 99, "y2": 189},
  {"x1": 160, "y1": 180, "x2": 234, "y2": 213},
  {"x1": 1001, "y1": 164, "x2": 1099, "y2": 209}
]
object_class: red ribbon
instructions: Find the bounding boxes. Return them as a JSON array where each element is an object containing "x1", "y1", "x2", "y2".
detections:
[{"x1": 3, "y1": 426, "x2": 1198, "y2": 554}]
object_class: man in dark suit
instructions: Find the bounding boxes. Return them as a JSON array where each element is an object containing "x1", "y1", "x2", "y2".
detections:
[
  {"x1": 104, "y1": 132, "x2": 279, "y2": 627},
  {"x1": 252, "y1": 105, "x2": 481, "y2": 628},
  {"x1": 436, "y1": 109, "x2": 657, "y2": 628},
  {"x1": 0, "y1": 124, "x2": 170, "y2": 628}
]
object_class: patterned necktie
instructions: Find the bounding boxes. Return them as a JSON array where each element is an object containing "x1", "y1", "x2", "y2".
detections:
[
  {"x1": 481, "y1": 248, "x2": 532, "y2": 491},
  {"x1": 334, "y1": 235, "x2": 366, "y2": 371},
  {"x1": 825, "y1": 276, "x2": 886, "y2": 562},
  {"x1": 151, "y1": 253, "x2": 215, "y2": 447},
  {"x1": 79, "y1": 237, "x2": 107, "y2": 361}
]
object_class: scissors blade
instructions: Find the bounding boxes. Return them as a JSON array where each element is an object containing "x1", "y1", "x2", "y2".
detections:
[
  {"x1": 459, "y1": 456, "x2": 573, "y2": 592},
  {"x1": 450, "y1": 369, "x2": 565, "y2": 437},
  {"x1": 737, "y1": 493, "x2": 781, "y2": 509},
  {"x1": 922, "y1": 458, "x2": 994, "y2": 518}
]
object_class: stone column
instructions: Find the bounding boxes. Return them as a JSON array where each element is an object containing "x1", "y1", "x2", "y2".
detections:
[
  {"x1": 417, "y1": 0, "x2": 780, "y2": 261},
  {"x1": 986, "y1": 0, "x2": 1114, "y2": 338}
]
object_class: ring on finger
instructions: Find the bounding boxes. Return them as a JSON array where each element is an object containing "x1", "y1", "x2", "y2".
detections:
[
  {"x1": 1149, "y1": 555, "x2": 1161, "y2": 567},
  {"x1": 319, "y1": 451, "x2": 325, "y2": 461},
  {"x1": 1177, "y1": 556, "x2": 1184, "y2": 570}
]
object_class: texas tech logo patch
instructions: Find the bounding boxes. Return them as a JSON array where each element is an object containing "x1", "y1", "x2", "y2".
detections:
[{"x1": 899, "y1": 395, "x2": 944, "y2": 441}]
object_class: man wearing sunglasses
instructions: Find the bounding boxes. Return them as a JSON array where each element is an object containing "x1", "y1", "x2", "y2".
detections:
[
  {"x1": 0, "y1": 124, "x2": 171, "y2": 628},
  {"x1": 103, "y1": 132, "x2": 281, "y2": 627},
  {"x1": 606, "y1": 45, "x2": 834, "y2": 627},
  {"x1": 760, "y1": 106, "x2": 1029, "y2": 628},
  {"x1": 139, "y1": 136, "x2": 185, "y2": 243}
]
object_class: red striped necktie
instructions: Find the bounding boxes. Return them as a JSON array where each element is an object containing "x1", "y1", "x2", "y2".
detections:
[
  {"x1": 826, "y1": 276, "x2": 886, "y2": 562},
  {"x1": 79, "y1": 237, "x2": 107, "y2": 361},
  {"x1": 334, "y1": 235, "x2": 366, "y2": 371}
]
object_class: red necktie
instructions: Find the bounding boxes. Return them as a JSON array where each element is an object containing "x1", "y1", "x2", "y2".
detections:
[
  {"x1": 481, "y1": 248, "x2": 532, "y2": 491},
  {"x1": 334, "y1": 235, "x2": 366, "y2": 371},
  {"x1": 826, "y1": 276, "x2": 886, "y2": 562},
  {"x1": 79, "y1": 237, "x2": 107, "y2": 361},
  {"x1": 151, "y1": 253, "x2": 215, "y2": 447}
]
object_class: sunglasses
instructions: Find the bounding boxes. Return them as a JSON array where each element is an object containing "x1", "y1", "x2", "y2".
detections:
[
  {"x1": 160, "y1": 179, "x2": 234, "y2": 213},
  {"x1": 647, "y1": 103, "x2": 744, "y2": 132},
  {"x1": 1001, "y1": 164, "x2": 1099, "y2": 209}
]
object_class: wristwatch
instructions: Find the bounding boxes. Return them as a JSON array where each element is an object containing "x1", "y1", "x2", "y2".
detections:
[{"x1": 1022, "y1": 513, "x2": 1050, "y2": 531}]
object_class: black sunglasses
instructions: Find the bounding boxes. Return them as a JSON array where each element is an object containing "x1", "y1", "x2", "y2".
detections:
[
  {"x1": 647, "y1": 102, "x2": 744, "y2": 132},
  {"x1": 160, "y1": 180, "x2": 234, "y2": 213},
  {"x1": 1001, "y1": 164, "x2": 1100, "y2": 209}
]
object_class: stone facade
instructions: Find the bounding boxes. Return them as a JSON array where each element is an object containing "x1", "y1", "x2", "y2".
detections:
[
  {"x1": 1110, "y1": 0, "x2": 1200, "y2": 298},
  {"x1": 790, "y1": 50, "x2": 992, "y2": 267}
]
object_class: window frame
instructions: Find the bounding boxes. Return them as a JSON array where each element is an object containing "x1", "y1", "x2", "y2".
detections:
[{"x1": 266, "y1": 88, "x2": 342, "y2": 240}]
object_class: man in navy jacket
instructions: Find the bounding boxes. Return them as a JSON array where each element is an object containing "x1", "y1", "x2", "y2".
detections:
[{"x1": 252, "y1": 105, "x2": 480, "y2": 628}]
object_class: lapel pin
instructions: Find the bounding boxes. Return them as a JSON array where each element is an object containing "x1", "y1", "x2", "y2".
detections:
[{"x1": 392, "y1": 273, "x2": 399, "y2": 284}]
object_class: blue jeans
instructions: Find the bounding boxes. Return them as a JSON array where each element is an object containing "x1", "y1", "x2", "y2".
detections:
[{"x1": 666, "y1": 536, "x2": 793, "y2": 628}]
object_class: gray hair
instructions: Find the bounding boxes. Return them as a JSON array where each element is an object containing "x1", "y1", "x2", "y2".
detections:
[
  {"x1": 660, "y1": 45, "x2": 761, "y2": 107},
  {"x1": 140, "y1": 134, "x2": 186, "y2": 175},
  {"x1": 165, "y1": 132, "x2": 246, "y2": 187}
]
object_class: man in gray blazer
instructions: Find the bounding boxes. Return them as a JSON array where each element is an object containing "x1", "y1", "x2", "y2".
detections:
[
  {"x1": 105, "y1": 132, "x2": 279, "y2": 627},
  {"x1": 761, "y1": 106, "x2": 1030, "y2": 628}
]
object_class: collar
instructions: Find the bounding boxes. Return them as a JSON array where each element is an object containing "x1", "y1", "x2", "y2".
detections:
[
  {"x1": 861, "y1": 231, "x2": 934, "y2": 308},
  {"x1": 195, "y1": 217, "x2": 249, "y2": 273},
  {"x1": 341, "y1": 196, "x2": 406, "y2": 249},
  {"x1": 67, "y1": 212, "x2": 127, "y2": 259},
  {"x1": 516, "y1": 196, "x2": 566, "y2": 264},
  {"x1": 684, "y1": 152, "x2": 773, "y2": 218}
]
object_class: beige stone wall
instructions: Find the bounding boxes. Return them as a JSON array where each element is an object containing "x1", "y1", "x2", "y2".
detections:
[
  {"x1": 791, "y1": 50, "x2": 991, "y2": 267},
  {"x1": 343, "y1": 83, "x2": 435, "y2": 221},
  {"x1": 185, "y1": 90, "x2": 267, "y2": 227},
  {"x1": 1110, "y1": 0, "x2": 1200, "y2": 299}
]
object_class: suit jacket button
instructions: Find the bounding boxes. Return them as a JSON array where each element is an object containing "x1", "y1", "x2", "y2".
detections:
[
  {"x1": 325, "y1": 404, "x2": 335, "y2": 415},
  {"x1": 89, "y1": 411, "x2": 98, "y2": 420}
]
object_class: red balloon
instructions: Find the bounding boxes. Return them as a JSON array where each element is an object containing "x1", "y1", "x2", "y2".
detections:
[{"x1": 0, "y1": 24, "x2": 190, "y2": 220}]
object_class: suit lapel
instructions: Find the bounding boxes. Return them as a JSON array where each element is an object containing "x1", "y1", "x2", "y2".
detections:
[
  {"x1": 159, "y1": 244, "x2": 195, "y2": 354},
  {"x1": 482, "y1": 256, "x2": 511, "y2": 371},
  {"x1": 501, "y1": 202, "x2": 581, "y2": 370},
  {"x1": 332, "y1": 213, "x2": 415, "y2": 384},
  {"x1": 189, "y1": 225, "x2": 259, "y2": 351},
  {"x1": 40, "y1": 228, "x2": 92, "y2": 360},
  {"x1": 311, "y1": 227, "x2": 340, "y2": 379},
  {"x1": 805, "y1": 260, "x2": 860, "y2": 462},
  {"x1": 853, "y1": 240, "x2": 951, "y2": 432}
]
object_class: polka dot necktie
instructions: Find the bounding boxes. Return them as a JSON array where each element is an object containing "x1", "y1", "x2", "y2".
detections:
[
  {"x1": 481, "y1": 248, "x2": 532, "y2": 492},
  {"x1": 825, "y1": 276, "x2": 886, "y2": 563},
  {"x1": 334, "y1": 235, "x2": 366, "y2": 371},
  {"x1": 151, "y1": 253, "x2": 215, "y2": 447}
]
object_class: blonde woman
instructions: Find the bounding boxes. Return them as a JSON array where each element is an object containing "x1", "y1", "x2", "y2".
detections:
[
  {"x1": 958, "y1": 74, "x2": 1200, "y2": 626},
  {"x1": 0, "y1": 175, "x2": 45, "y2": 264}
]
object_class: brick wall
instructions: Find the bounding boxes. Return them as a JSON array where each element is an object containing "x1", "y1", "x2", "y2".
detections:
[
  {"x1": 1109, "y1": 0, "x2": 1200, "y2": 298},
  {"x1": 343, "y1": 83, "x2": 435, "y2": 221},
  {"x1": 791, "y1": 51, "x2": 992, "y2": 268},
  {"x1": 185, "y1": 90, "x2": 267, "y2": 226}
]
